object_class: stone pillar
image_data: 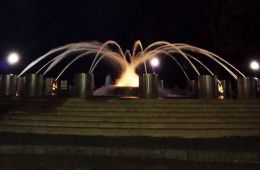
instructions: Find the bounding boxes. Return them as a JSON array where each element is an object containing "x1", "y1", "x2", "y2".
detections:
[
  {"x1": 16, "y1": 77, "x2": 26, "y2": 96},
  {"x1": 187, "y1": 80, "x2": 198, "y2": 98},
  {"x1": 25, "y1": 74, "x2": 44, "y2": 97},
  {"x1": 0, "y1": 74, "x2": 17, "y2": 96},
  {"x1": 0, "y1": 75, "x2": 2, "y2": 96},
  {"x1": 256, "y1": 78, "x2": 260, "y2": 98},
  {"x1": 198, "y1": 75, "x2": 218, "y2": 99},
  {"x1": 74, "y1": 73, "x2": 94, "y2": 98},
  {"x1": 158, "y1": 79, "x2": 164, "y2": 89},
  {"x1": 44, "y1": 78, "x2": 55, "y2": 96},
  {"x1": 139, "y1": 73, "x2": 158, "y2": 99},
  {"x1": 219, "y1": 80, "x2": 232, "y2": 99},
  {"x1": 237, "y1": 77, "x2": 256, "y2": 99}
]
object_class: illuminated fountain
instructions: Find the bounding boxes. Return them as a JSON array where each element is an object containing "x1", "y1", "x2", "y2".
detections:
[{"x1": 15, "y1": 40, "x2": 255, "y2": 99}]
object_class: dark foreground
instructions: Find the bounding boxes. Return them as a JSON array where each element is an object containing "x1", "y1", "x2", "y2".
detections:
[
  {"x1": 1, "y1": 155, "x2": 260, "y2": 170},
  {"x1": 1, "y1": 133, "x2": 260, "y2": 170}
]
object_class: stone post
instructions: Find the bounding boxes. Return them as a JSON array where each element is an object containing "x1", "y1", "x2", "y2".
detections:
[
  {"x1": 158, "y1": 79, "x2": 164, "y2": 89},
  {"x1": 219, "y1": 80, "x2": 232, "y2": 99},
  {"x1": 25, "y1": 74, "x2": 43, "y2": 97},
  {"x1": 187, "y1": 80, "x2": 198, "y2": 98},
  {"x1": 0, "y1": 74, "x2": 17, "y2": 96},
  {"x1": 139, "y1": 73, "x2": 158, "y2": 99},
  {"x1": 74, "y1": 73, "x2": 94, "y2": 98},
  {"x1": 16, "y1": 76, "x2": 26, "y2": 96},
  {"x1": 198, "y1": 75, "x2": 218, "y2": 99},
  {"x1": 237, "y1": 77, "x2": 256, "y2": 99},
  {"x1": 44, "y1": 78, "x2": 55, "y2": 96}
]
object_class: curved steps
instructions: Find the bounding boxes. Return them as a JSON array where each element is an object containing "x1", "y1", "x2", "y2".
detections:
[{"x1": 0, "y1": 97, "x2": 260, "y2": 138}]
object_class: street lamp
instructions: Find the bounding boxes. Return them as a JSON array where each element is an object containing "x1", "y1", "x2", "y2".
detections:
[
  {"x1": 150, "y1": 57, "x2": 159, "y2": 67},
  {"x1": 250, "y1": 60, "x2": 259, "y2": 71},
  {"x1": 6, "y1": 52, "x2": 20, "y2": 65},
  {"x1": 250, "y1": 60, "x2": 259, "y2": 80}
]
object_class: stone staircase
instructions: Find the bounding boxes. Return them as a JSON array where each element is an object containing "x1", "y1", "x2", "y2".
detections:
[
  {"x1": 0, "y1": 97, "x2": 260, "y2": 169},
  {"x1": 0, "y1": 97, "x2": 260, "y2": 138}
]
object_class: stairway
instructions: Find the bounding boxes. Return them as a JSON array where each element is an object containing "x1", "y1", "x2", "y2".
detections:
[
  {"x1": 0, "y1": 97, "x2": 260, "y2": 169},
  {"x1": 0, "y1": 97, "x2": 260, "y2": 138}
]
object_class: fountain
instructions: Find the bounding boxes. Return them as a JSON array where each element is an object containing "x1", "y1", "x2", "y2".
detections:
[{"x1": 16, "y1": 40, "x2": 250, "y2": 98}]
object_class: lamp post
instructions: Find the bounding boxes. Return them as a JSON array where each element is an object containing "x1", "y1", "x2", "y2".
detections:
[
  {"x1": 0, "y1": 52, "x2": 20, "y2": 96},
  {"x1": 250, "y1": 60, "x2": 260, "y2": 96},
  {"x1": 150, "y1": 57, "x2": 164, "y2": 89},
  {"x1": 6, "y1": 52, "x2": 20, "y2": 75}
]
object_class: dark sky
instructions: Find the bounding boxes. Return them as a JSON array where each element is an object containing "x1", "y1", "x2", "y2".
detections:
[{"x1": 0, "y1": 0, "x2": 259, "y2": 86}]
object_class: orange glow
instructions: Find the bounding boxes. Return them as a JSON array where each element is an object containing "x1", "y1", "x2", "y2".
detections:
[
  {"x1": 116, "y1": 66, "x2": 139, "y2": 87},
  {"x1": 218, "y1": 83, "x2": 224, "y2": 94},
  {"x1": 52, "y1": 82, "x2": 58, "y2": 91},
  {"x1": 219, "y1": 95, "x2": 224, "y2": 100}
]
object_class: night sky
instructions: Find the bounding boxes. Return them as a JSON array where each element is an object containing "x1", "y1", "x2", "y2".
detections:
[{"x1": 0, "y1": 0, "x2": 259, "y2": 87}]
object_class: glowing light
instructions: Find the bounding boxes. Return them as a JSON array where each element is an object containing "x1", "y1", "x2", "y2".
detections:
[
  {"x1": 218, "y1": 84, "x2": 224, "y2": 94},
  {"x1": 52, "y1": 82, "x2": 58, "y2": 91},
  {"x1": 150, "y1": 58, "x2": 159, "y2": 67},
  {"x1": 116, "y1": 66, "x2": 139, "y2": 87},
  {"x1": 219, "y1": 95, "x2": 224, "y2": 100},
  {"x1": 250, "y1": 61, "x2": 259, "y2": 71},
  {"x1": 218, "y1": 83, "x2": 224, "y2": 99},
  {"x1": 7, "y1": 52, "x2": 20, "y2": 65}
]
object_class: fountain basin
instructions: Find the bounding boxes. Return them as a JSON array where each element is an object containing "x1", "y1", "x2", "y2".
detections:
[{"x1": 94, "y1": 85, "x2": 139, "y2": 97}]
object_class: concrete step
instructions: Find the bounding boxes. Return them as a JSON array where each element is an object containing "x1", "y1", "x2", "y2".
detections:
[
  {"x1": 5, "y1": 114, "x2": 260, "y2": 123},
  {"x1": 2, "y1": 99, "x2": 258, "y2": 105},
  {"x1": 1, "y1": 98, "x2": 260, "y2": 138},
  {"x1": 1, "y1": 124, "x2": 260, "y2": 138},
  {"x1": 3, "y1": 103, "x2": 260, "y2": 109},
  {"x1": 6, "y1": 111, "x2": 260, "y2": 118},
  {"x1": 8, "y1": 106, "x2": 260, "y2": 113},
  {"x1": 1, "y1": 98, "x2": 260, "y2": 106},
  {"x1": 8, "y1": 105, "x2": 260, "y2": 112},
  {"x1": 1, "y1": 119, "x2": 260, "y2": 129},
  {"x1": 1, "y1": 97, "x2": 260, "y2": 168}
]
